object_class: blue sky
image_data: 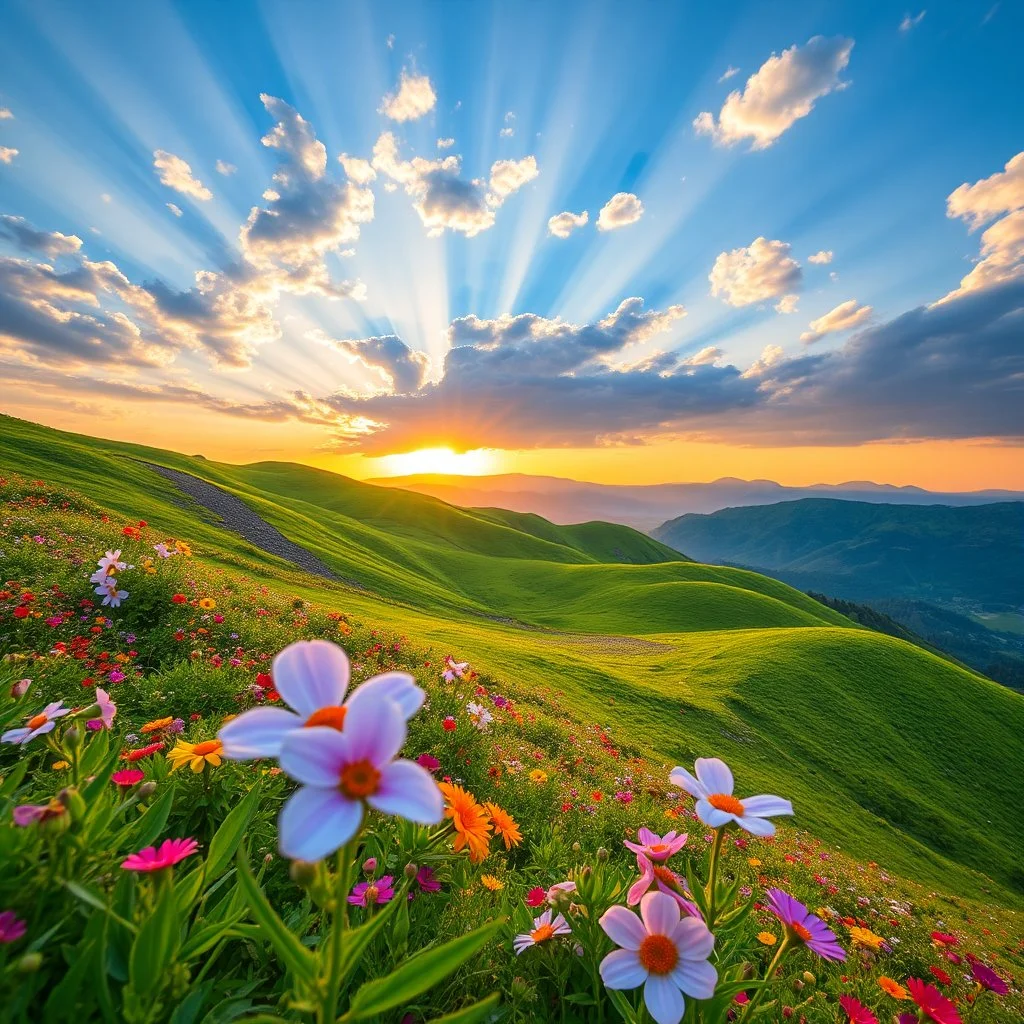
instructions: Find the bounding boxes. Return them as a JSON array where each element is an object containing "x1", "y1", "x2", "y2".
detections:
[{"x1": 0, "y1": 0, "x2": 1021, "y2": 484}]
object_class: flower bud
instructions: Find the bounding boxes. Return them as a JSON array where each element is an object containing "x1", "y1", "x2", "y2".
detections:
[
  {"x1": 581, "y1": 865, "x2": 592, "y2": 881},
  {"x1": 801, "y1": 971, "x2": 816, "y2": 986},
  {"x1": 596, "y1": 847, "x2": 609, "y2": 862},
  {"x1": 571, "y1": 842, "x2": 581, "y2": 853},
  {"x1": 137, "y1": 781, "x2": 158, "y2": 799},
  {"x1": 404, "y1": 862, "x2": 418, "y2": 880},
  {"x1": 290, "y1": 860, "x2": 317, "y2": 888},
  {"x1": 17, "y1": 952, "x2": 43, "y2": 973},
  {"x1": 58, "y1": 786, "x2": 87, "y2": 820},
  {"x1": 10, "y1": 678, "x2": 31, "y2": 699},
  {"x1": 64, "y1": 725, "x2": 81, "y2": 748},
  {"x1": 792, "y1": 979, "x2": 805, "y2": 992},
  {"x1": 362, "y1": 857, "x2": 378, "y2": 875}
]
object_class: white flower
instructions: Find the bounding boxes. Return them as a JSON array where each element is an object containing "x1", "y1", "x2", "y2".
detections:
[
  {"x1": 94, "y1": 580, "x2": 128, "y2": 607},
  {"x1": 599, "y1": 892, "x2": 717, "y2": 1024},
  {"x1": 90, "y1": 550, "x2": 126, "y2": 583},
  {"x1": 153, "y1": 543, "x2": 173, "y2": 558},
  {"x1": 2, "y1": 701, "x2": 71, "y2": 745},
  {"x1": 669, "y1": 757, "x2": 792, "y2": 836},
  {"x1": 513, "y1": 909, "x2": 572, "y2": 954},
  {"x1": 442, "y1": 655, "x2": 468, "y2": 682},
  {"x1": 466, "y1": 701, "x2": 493, "y2": 731}
]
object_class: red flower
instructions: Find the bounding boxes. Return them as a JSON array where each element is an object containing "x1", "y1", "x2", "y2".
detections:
[
  {"x1": 839, "y1": 996, "x2": 878, "y2": 1024},
  {"x1": 12, "y1": 606, "x2": 29, "y2": 619},
  {"x1": 908, "y1": 978, "x2": 962, "y2": 1024},
  {"x1": 525, "y1": 887, "x2": 546, "y2": 907},
  {"x1": 255, "y1": 673, "x2": 273, "y2": 687},
  {"x1": 172, "y1": 594, "x2": 187, "y2": 604},
  {"x1": 124, "y1": 742, "x2": 164, "y2": 762},
  {"x1": 930, "y1": 931, "x2": 958, "y2": 947},
  {"x1": 930, "y1": 966, "x2": 952, "y2": 986},
  {"x1": 442, "y1": 716, "x2": 456, "y2": 732}
]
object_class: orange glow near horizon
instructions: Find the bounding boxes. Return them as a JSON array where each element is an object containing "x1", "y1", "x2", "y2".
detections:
[{"x1": 369, "y1": 447, "x2": 501, "y2": 477}]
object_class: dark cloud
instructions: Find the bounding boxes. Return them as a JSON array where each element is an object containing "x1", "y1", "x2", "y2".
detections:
[{"x1": 0, "y1": 215, "x2": 83, "y2": 258}]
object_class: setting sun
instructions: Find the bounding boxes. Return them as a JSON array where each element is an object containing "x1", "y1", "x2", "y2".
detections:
[{"x1": 370, "y1": 447, "x2": 501, "y2": 478}]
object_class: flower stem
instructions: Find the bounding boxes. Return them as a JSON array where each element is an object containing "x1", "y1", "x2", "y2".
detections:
[
  {"x1": 321, "y1": 840, "x2": 356, "y2": 1022},
  {"x1": 737, "y1": 935, "x2": 791, "y2": 1024},
  {"x1": 704, "y1": 828, "x2": 726, "y2": 926}
]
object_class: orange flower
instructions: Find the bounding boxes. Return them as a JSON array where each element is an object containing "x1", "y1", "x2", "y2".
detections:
[
  {"x1": 879, "y1": 977, "x2": 908, "y2": 1000},
  {"x1": 483, "y1": 802, "x2": 522, "y2": 849},
  {"x1": 439, "y1": 782, "x2": 491, "y2": 862},
  {"x1": 140, "y1": 716, "x2": 173, "y2": 734}
]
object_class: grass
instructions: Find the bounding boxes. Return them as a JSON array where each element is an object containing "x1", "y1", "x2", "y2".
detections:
[{"x1": 2, "y1": 413, "x2": 1023, "y2": 909}]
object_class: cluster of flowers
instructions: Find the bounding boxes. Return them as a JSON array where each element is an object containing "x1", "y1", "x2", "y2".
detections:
[{"x1": 438, "y1": 781, "x2": 522, "y2": 862}]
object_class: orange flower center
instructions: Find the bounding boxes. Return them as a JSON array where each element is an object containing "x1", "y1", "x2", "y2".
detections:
[
  {"x1": 652, "y1": 866, "x2": 681, "y2": 890},
  {"x1": 364, "y1": 885, "x2": 379, "y2": 904},
  {"x1": 305, "y1": 705, "x2": 348, "y2": 730},
  {"x1": 791, "y1": 922, "x2": 812, "y2": 943},
  {"x1": 638, "y1": 934, "x2": 679, "y2": 975},
  {"x1": 339, "y1": 758, "x2": 381, "y2": 799},
  {"x1": 530, "y1": 923, "x2": 556, "y2": 943},
  {"x1": 707, "y1": 793, "x2": 745, "y2": 816},
  {"x1": 193, "y1": 740, "x2": 222, "y2": 756},
  {"x1": 27, "y1": 713, "x2": 49, "y2": 730}
]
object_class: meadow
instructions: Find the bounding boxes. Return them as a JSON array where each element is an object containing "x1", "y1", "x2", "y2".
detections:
[{"x1": 0, "y1": 415, "x2": 1021, "y2": 1023}]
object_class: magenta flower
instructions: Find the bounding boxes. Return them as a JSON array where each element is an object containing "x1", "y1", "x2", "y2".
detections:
[
  {"x1": 669, "y1": 758, "x2": 792, "y2": 836},
  {"x1": 122, "y1": 837, "x2": 199, "y2": 872},
  {"x1": 628, "y1": 854, "x2": 701, "y2": 918},
  {"x1": 219, "y1": 639, "x2": 425, "y2": 760},
  {"x1": 764, "y1": 888, "x2": 845, "y2": 961},
  {"x1": 839, "y1": 995, "x2": 878, "y2": 1024},
  {"x1": 348, "y1": 875, "x2": 395, "y2": 907},
  {"x1": 2, "y1": 701, "x2": 71, "y2": 745},
  {"x1": 0, "y1": 910, "x2": 27, "y2": 944},
  {"x1": 624, "y1": 828, "x2": 688, "y2": 862},
  {"x1": 416, "y1": 866, "x2": 441, "y2": 892},
  {"x1": 970, "y1": 960, "x2": 1008, "y2": 995},
  {"x1": 13, "y1": 800, "x2": 65, "y2": 827},
  {"x1": 112, "y1": 769, "x2": 145, "y2": 788},
  {"x1": 417, "y1": 753, "x2": 441, "y2": 771}
]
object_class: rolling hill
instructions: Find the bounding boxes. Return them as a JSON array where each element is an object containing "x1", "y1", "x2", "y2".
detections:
[{"x1": 2, "y1": 414, "x2": 1023, "y2": 907}]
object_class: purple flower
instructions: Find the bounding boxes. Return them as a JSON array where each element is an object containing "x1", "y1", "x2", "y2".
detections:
[
  {"x1": 0, "y1": 911, "x2": 26, "y2": 943},
  {"x1": 416, "y1": 866, "x2": 441, "y2": 893},
  {"x1": 764, "y1": 888, "x2": 845, "y2": 961},
  {"x1": 13, "y1": 801, "x2": 63, "y2": 827},
  {"x1": 970, "y1": 960, "x2": 1008, "y2": 995},
  {"x1": 348, "y1": 876, "x2": 395, "y2": 907},
  {"x1": 416, "y1": 753, "x2": 440, "y2": 772},
  {"x1": 168, "y1": 718, "x2": 185, "y2": 734}
]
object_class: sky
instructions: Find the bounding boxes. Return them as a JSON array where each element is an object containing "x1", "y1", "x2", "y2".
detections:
[{"x1": 0, "y1": 0, "x2": 1022, "y2": 490}]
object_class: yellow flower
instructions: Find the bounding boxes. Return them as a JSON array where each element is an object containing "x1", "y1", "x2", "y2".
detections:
[
  {"x1": 748, "y1": 857, "x2": 762, "y2": 867},
  {"x1": 480, "y1": 874, "x2": 504, "y2": 891},
  {"x1": 175, "y1": 541, "x2": 193, "y2": 557},
  {"x1": 528, "y1": 769, "x2": 548, "y2": 784},
  {"x1": 198, "y1": 598, "x2": 216, "y2": 610},
  {"x1": 337, "y1": 620, "x2": 352, "y2": 636},
  {"x1": 141, "y1": 716, "x2": 173, "y2": 734},
  {"x1": 167, "y1": 738, "x2": 224, "y2": 773},
  {"x1": 439, "y1": 782, "x2": 491, "y2": 862},
  {"x1": 51, "y1": 760, "x2": 70, "y2": 770},
  {"x1": 757, "y1": 932, "x2": 777, "y2": 946},
  {"x1": 483, "y1": 802, "x2": 522, "y2": 849},
  {"x1": 878, "y1": 976, "x2": 908, "y2": 1000},
  {"x1": 848, "y1": 926, "x2": 885, "y2": 951}
]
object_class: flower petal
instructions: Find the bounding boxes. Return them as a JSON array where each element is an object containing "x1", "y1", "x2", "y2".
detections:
[
  {"x1": 368, "y1": 759, "x2": 443, "y2": 824},
  {"x1": 644, "y1": 974, "x2": 685, "y2": 1024},
  {"x1": 735, "y1": 814, "x2": 777, "y2": 837},
  {"x1": 600, "y1": 904, "x2": 649, "y2": 951},
  {"x1": 278, "y1": 786, "x2": 361, "y2": 862},
  {"x1": 272, "y1": 640, "x2": 350, "y2": 717},
  {"x1": 740, "y1": 794, "x2": 793, "y2": 818},
  {"x1": 694, "y1": 757, "x2": 733, "y2": 795},
  {"x1": 279, "y1": 727, "x2": 348, "y2": 786},
  {"x1": 641, "y1": 891, "x2": 681, "y2": 937},
  {"x1": 219, "y1": 707, "x2": 301, "y2": 759},
  {"x1": 342, "y1": 687, "x2": 406, "y2": 766},
  {"x1": 600, "y1": 948, "x2": 647, "y2": 990},
  {"x1": 694, "y1": 800, "x2": 734, "y2": 828},
  {"x1": 668, "y1": 765, "x2": 706, "y2": 799},
  {"x1": 352, "y1": 672, "x2": 425, "y2": 720},
  {"x1": 1, "y1": 728, "x2": 30, "y2": 744},
  {"x1": 672, "y1": 956, "x2": 717, "y2": 999},
  {"x1": 672, "y1": 916, "x2": 715, "y2": 960}
]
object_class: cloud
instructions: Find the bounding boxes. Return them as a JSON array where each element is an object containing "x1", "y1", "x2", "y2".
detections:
[
  {"x1": 808, "y1": 249, "x2": 833, "y2": 264},
  {"x1": 718, "y1": 66, "x2": 740, "y2": 82},
  {"x1": 709, "y1": 236, "x2": 802, "y2": 308},
  {"x1": 900, "y1": 10, "x2": 926, "y2": 31},
  {"x1": 774, "y1": 294, "x2": 799, "y2": 314},
  {"x1": 684, "y1": 345, "x2": 723, "y2": 365},
  {"x1": 0, "y1": 108, "x2": 12, "y2": 120},
  {"x1": 547, "y1": 210, "x2": 589, "y2": 238},
  {"x1": 946, "y1": 151, "x2": 1024, "y2": 230},
  {"x1": 215, "y1": 159, "x2": 237, "y2": 176},
  {"x1": 166, "y1": 203, "x2": 183, "y2": 217},
  {"x1": 0, "y1": 148, "x2": 18, "y2": 164},
  {"x1": 380, "y1": 70, "x2": 437, "y2": 122},
  {"x1": 152, "y1": 150, "x2": 213, "y2": 200},
  {"x1": 312, "y1": 330, "x2": 430, "y2": 394},
  {"x1": 437, "y1": 137, "x2": 455, "y2": 149},
  {"x1": 0, "y1": 214, "x2": 83, "y2": 257},
  {"x1": 597, "y1": 192, "x2": 644, "y2": 231},
  {"x1": 695, "y1": 36, "x2": 853, "y2": 149},
  {"x1": 338, "y1": 153, "x2": 376, "y2": 185},
  {"x1": 799, "y1": 299, "x2": 872, "y2": 343},
  {"x1": 488, "y1": 156, "x2": 539, "y2": 199}
]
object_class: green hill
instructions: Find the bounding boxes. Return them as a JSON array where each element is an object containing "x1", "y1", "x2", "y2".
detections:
[{"x1": 2, "y1": 414, "x2": 1023, "y2": 906}]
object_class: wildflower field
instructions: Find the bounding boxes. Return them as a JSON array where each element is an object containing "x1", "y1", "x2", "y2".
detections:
[{"x1": 0, "y1": 416, "x2": 1022, "y2": 1024}]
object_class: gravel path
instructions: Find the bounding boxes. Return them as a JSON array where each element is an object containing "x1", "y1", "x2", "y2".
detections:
[{"x1": 143, "y1": 463, "x2": 341, "y2": 582}]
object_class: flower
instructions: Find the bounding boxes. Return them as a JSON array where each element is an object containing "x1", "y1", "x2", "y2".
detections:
[
  {"x1": 348, "y1": 876, "x2": 395, "y2": 907},
  {"x1": 442, "y1": 716, "x2": 457, "y2": 731},
  {"x1": 970, "y1": 960, "x2": 1008, "y2": 994},
  {"x1": 90, "y1": 550, "x2": 126, "y2": 581},
  {"x1": 122, "y1": 838, "x2": 199, "y2": 872},
  {"x1": 514, "y1": 909, "x2": 572, "y2": 955},
  {"x1": 628, "y1": 854, "x2": 700, "y2": 917},
  {"x1": 276, "y1": 691, "x2": 442, "y2": 861},
  {"x1": 849, "y1": 926, "x2": 886, "y2": 951},
  {"x1": 112, "y1": 769, "x2": 145, "y2": 788},
  {"x1": 930, "y1": 931, "x2": 958, "y2": 947},
  {"x1": 483, "y1": 802, "x2": 522, "y2": 849},
  {"x1": 198, "y1": 598, "x2": 216, "y2": 610},
  {"x1": 167, "y1": 739, "x2": 224, "y2": 773},
  {"x1": 94, "y1": 580, "x2": 128, "y2": 607},
  {"x1": 480, "y1": 874, "x2": 504, "y2": 891},
  {"x1": 624, "y1": 828, "x2": 688, "y2": 863},
  {"x1": 88, "y1": 687, "x2": 117, "y2": 730},
  {"x1": 669, "y1": 758, "x2": 792, "y2": 835},
  {"x1": 124, "y1": 741, "x2": 164, "y2": 761},
  {"x1": 879, "y1": 976, "x2": 908, "y2": 1000},
  {"x1": 839, "y1": 995, "x2": 878, "y2": 1024},
  {"x1": 417, "y1": 753, "x2": 441, "y2": 771},
  {"x1": 0, "y1": 911, "x2": 26, "y2": 944},
  {"x1": 172, "y1": 593, "x2": 188, "y2": 604},
  {"x1": 51, "y1": 760, "x2": 70, "y2": 770},
  {"x1": 757, "y1": 932, "x2": 777, "y2": 945},
  {"x1": 442, "y1": 656, "x2": 468, "y2": 682},
  {"x1": 907, "y1": 978, "x2": 962, "y2": 1024},
  {"x1": 528, "y1": 769, "x2": 548, "y2": 784},
  {"x1": 2, "y1": 701, "x2": 70, "y2": 744},
  {"x1": 764, "y1": 889, "x2": 845, "y2": 961},
  {"x1": 439, "y1": 782, "x2": 492, "y2": 862},
  {"x1": 466, "y1": 701, "x2": 493, "y2": 730},
  {"x1": 525, "y1": 886, "x2": 546, "y2": 907},
  {"x1": 930, "y1": 966, "x2": 951, "y2": 986},
  {"x1": 415, "y1": 867, "x2": 441, "y2": 893},
  {"x1": 141, "y1": 717, "x2": 174, "y2": 734},
  {"x1": 13, "y1": 800, "x2": 65, "y2": 827},
  {"x1": 219, "y1": 640, "x2": 425, "y2": 761},
  {"x1": 599, "y1": 891, "x2": 718, "y2": 1024}
]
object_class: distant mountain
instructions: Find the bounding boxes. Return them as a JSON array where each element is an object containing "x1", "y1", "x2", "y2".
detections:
[
  {"x1": 369, "y1": 472, "x2": 1023, "y2": 531},
  {"x1": 652, "y1": 498, "x2": 1024, "y2": 609}
]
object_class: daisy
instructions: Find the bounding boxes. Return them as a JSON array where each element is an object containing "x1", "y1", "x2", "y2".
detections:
[
  {"x1": 907, "y1": 978, "x2": 962, "y2": 1024},
  {"x1": 122, "y1": 837, "x2": 199, "y2": 872},
  {"x1": 669, "y1": 758, "x2": 792, "y2": 836},
  {"x1": 442, "y1": 656, "x2": 468, "y2": 682},
  {"x1": 276, "y1": 691, "x2": 442, "y2": 862},
  {"x1": 970, "y1": 960, "x2": 1008, "y2": 995},
  {"x1": 839, "y1": 995, "x2": 878, "y2": 1024},
  {"x1": 599, "y1": 891, "x2": 717, "y2": 1024},
  {"x1": 624, "y1": 828, "x2": 688, "y2": 863},
  {"x1": 879, "y1": 976, "x2": 909, "y2": 1000},
  {"x1": 466, "y1": 701, "x2": 493, "y2": 730},
  {"x1": 483, "y1": 802, "x2": 522, "y2": 849},
  {"x1": 764, "y1": 888, "x2": 845, "y2": 961},
  {"x1": 628, "y1": 853, "x2": 701, "y2": 918},
  {"x1": 218, "y1": 639, "x2": 425, "y2": 761},
  {"x1": 2, "y1": 701, "x2": 71, "y2": 745},
  {"x1": 94, "y1": 580, "x2": 128, "y2": 608},
  {"x1": 90, "y1": 550, "x2": 126, "y2": 582},
  {"x1": 167, "y1": 739, "x2": 224, "y2": 773},
  {"x1": 513, "y1": 909, "x2": 572, "y2": 955}
]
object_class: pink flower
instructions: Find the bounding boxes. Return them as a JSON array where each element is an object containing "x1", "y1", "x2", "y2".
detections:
[
  {"x1": 839, "y1": 996, "x2": 878, "y2": 1024},
  {"x1": 0, "y1": 910, "x2": 26, "y2": 943},
  {"x1": 669, "y1": 758, "x2": 792, "y2": 836},
  {"x1": 13, "y1": 801, "x2": 64, "y2": 827},
  {"x1": 417, "y1": 753, "x2": 441, "y2": 771},
  {"x1": 112, "y1": 769, "x2": 145, "y2": 788},
  {"x1": 764, "y1": 889, "x2": 845, "y2": 961},
  {"x1": 525, "y1": 886, "x2": 547, "y2": 908},
  {"x1": 2, "y1": 701, "x2": 71, "y2": 745},
  {"x1": 416, "y1": 867, "x2": 441, "y2": 893},
  {"x1": 88, "y1": 687, "x2": 117, "y2": 730},
  {"x1": 970, "y1": 960, "x2": 1008, "y2": 994},
  {"x1": 907, "y1": 979, "x2": 962, "y2": 1024},
  {"x1": 624, "y1": 828, "x2": 688, "y2": 862},
  {"x1": 628, "y1": 854, "x2": 701, "y2": 918},
  {"x1": 348, "y1": 876, "x2": 395, "y2": 907},
  {"x1": 122, "y1": 837, "x2": 199, "y2": 872}
]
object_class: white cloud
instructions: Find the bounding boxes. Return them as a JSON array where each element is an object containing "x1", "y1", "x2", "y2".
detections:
[
  {"x1": 101, "y1": 193, "x2": 112, "y2": 204},
  {"x1": 597, "y1": 192, "x2": 644, "y2": 231},
  {"x1": 694, "y1": 36, "x2": 853, "y2": 149},
  {"x1": 547, "y1": 210, "x2": 589, "y2": 238},
  {"x1": 386, "y1": 33, "x2": 395, "y2": 49},
  {"x1": 166, "y1": 203, "x2": 183, "y2": 217},
  {"x1": 338, "y1": 153, "x2": 377, "y2": 185},
  {"x1": 718, "y1": 66, "x2": 740, "y2": 82},
  {"x1": 488, "y1": 156, "x2": 539, "y2": 200},
  {"x1": 437, "y1": 137, "x2": 455, "y2": 149},
  {"x1": 153, "y1": 150, "x2": 213, "y2": 200},
  {"x1": 380, "y1": 70, "x2": 437, "y2": 122},
  {"x1": 500, "y1": 127, "x2": 514, "y2": 138},
  {"x1": 799, "y1": 299, "x2": 872, "y2": 343},
  {"x1": 900, "y1": 11, "x2": 926, "y2": 31},
  {"x1": 311, "y1": 330, "x2": 430, "y2": 394},
  {"x1": 808, "y1": 249, "x2": 833, "y2": 264},
  {"x1": 742, "y1": 344, "x2": 785, "y2": 378},
  {"x1": 0, "y1": 147, "x2": 18, "y2": 165},
  {"x1": 215, "y1": 159, "x2": 237, "y2": 176},
  {"x1": 946, "y1": 151, "x2": 1024, "y2": 230},
  {"x1": 684, "y1": 345, "x2": 723, "y2": 365},
  {"x1": 709, "y1": 237, "x2": 802, "y2": 308},
  {"x1": 0, "y1": 108, "x2": 12, "y2": 120}
]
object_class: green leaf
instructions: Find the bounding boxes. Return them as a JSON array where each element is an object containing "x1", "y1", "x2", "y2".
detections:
[
  {"x1": 175, "y1": 866, "x2": 207, "y2": 915},
  {"x1": 178, "y1": 914, "x2": 246, "y2": 961},
  {"x1": 343, "y1": 917, "x2": 505, "y2": 1021},
  {"x1": 205, "y1": 782, "x2": 261, "y2": 881},
  {"x1": 129, "y1": 876, "x2": 181, "y2": 996},
  {"x1": 44, "y1": 936, "x2": 98, "y2": 1021},
  {"x1": 83, "y1": 740, "x2": 119, "y2": 803},
  {"x1": 337, "y1": 886, "x2": 404, "y2": 987},
  {"x1": 234, "y1": 848, "x2": 316, "y2": 987},
  {"x1": 425, "y1": 993, "x2": 501, "y2": 1023},
  {"x1": 121, "y1": 785, "x2": 174, "y2": 848},
  {"x1": 0, "y1": 756, "x2": 29, "y2": 798},
  {"x1": 168, "y1": 981, "x2": 213, "y2": 1024},
  {"x1": 64, "y1": 880, "x2": 137, "y2": 933}
]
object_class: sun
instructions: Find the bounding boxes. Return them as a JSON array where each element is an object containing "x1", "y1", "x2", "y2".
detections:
[{"x1": 371, "y1": 447, "x2": 499, "y2": 477}]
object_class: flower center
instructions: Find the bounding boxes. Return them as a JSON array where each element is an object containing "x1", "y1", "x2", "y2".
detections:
[
  {"x1": 638, "y1": 934, "x2": 679, "y2": 975},
  {"x1": 339, "y1": 758, "x2": 381, "y2": 799},
  {"x1": 364, "y1": 884, "x2": 379, "y2": 904},
  {"x1": 653, "y1": 866, "x2": 681, "y2": 891},
  {"x1": 791, "y1": 922, "x2": 812, "y2": 943},
  {"x1": 530, "y1": 923, "x2": 556, "y2": 943},
  {"x1": 650, "y1": 843, "x2": 668, "y2": 853},
  {"x1": 305, "y1": 705, "x2": 347, "y2": 730},
  {"x1": 193, "y1": 740, "x2": 221, "y2": 756},
  {"x1": 27, "y1": 713, "x2": 49, "y2": 730},
  {"x1": 707, "y1": 793, "x2": 745, "y2": 816}
]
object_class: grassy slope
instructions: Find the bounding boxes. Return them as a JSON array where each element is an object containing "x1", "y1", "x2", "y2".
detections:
[{"x1": 2, "y1": 414, "x2": 1023, "y2": 906}]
